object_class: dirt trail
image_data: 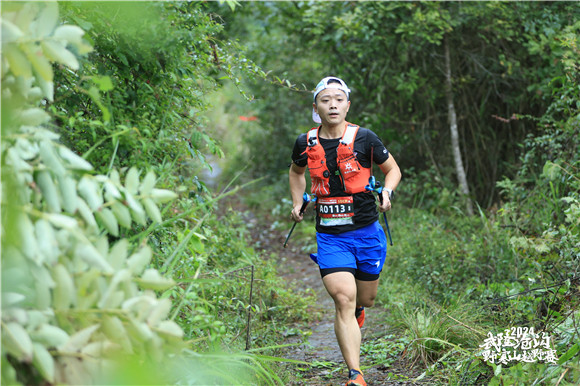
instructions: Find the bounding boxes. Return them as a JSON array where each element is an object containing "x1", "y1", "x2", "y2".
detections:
[{"x1": 245, "y1": 210, "x2": 427, "y2": 385}]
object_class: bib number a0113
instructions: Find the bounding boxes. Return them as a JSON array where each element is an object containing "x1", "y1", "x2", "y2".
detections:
[{"x1": 318, "y1": 196, "x2": 354, "y2": 226}]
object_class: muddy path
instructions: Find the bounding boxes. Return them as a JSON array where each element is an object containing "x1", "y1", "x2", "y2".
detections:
[{"x1": 242, "y1": 207, "x2": 430, "y2": 385}]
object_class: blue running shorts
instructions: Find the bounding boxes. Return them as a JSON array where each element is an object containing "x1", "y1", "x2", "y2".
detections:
[{"x1": 315, "y1": 221, "x2": 387, "y2": 281}]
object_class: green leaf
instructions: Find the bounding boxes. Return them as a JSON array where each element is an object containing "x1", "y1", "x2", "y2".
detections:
[
  {"x1": 35, "y1": 219, "x2": 58, "y2": 265},
  {"x1": 101, "y1": 316, "x2": 133, "y2": 353},
  {"x1": 155, "y1": 320, "x2": 184, "y2": 340},
  {"x1": 45, "y1": 213, "x2": 78, "y2": 229},
  {"x1": 95, "y1": 208, "x2": 119, "y2": 236},
  {"x1": 30, "y1": 324, "x2": 69, "y2": 348},
  {"x1": 41, "y1": 40, "x2": 79, "y2": 69},
  {"x1": 23, "y1": 43, "x2": 53, "y2": 82},
  {"x1": 190, "y1": 233, "x2": 205, "y2": 254},
  {"x1": 127, "y1": 319, "x2": 154, "y2": 341},
  {"x1": 17, "y1": 213, "x2": 39, "y2": 260},
  {"x1": 52, "y1": 264, "x2": 76, "y2": 309},
  {"x1": 139, "y1": 171, "x2": 156, "y2": 195},
  {"x1": 86, "y1": 86, "x2": 110, "y2": 122},
  {"x1": 558, "y1": 343, "x2": 580, "y2": 365},
  {"x1": 111, "y1": 201, "x2": 132, "y2": 228},
  {"x1": 143, "y1": 198, "x2": 162, "y2": 223},
  {"x1": 75, "y1": 243, "x2": 113, "y2": 273},
  {"x1": 20, "y1": 108, "x2": 51, "y2": 126},
  {"x1": 107, "y1": 239, "x2": 129, "y2": 271},
  {"x1": 138, "y1": 269, "x2": 175, "y2": 291},
  {"x1": 2, "y1": 293, "x2": 25, "y2": 308},
  {"x1": 58, "y1": 324, "x2": 100, "y2": 352},
  {"x1": 77, "y1": 176, "x2": 103, "y2": 210},
  {"x1": 4, "y1": 44, "x2": 32, "y2": 78},
  {"x1": 125, "y1": 167, "x2": 140, "y2": 195},
  {"x1": 76, "y1": 198, "x2": 98, "y2": 231},
  {"x1": 32, "y1": 271, "x2": 53, "y2": 310},
  {"x1": 32, "y1": 343, "x2": 55, "y2": 383},
  {"x1": 110, "y1": 169, "x2": 121, "y2": 185},
  {"x1": 126, "y1": 246, "x2": 152, "y2": 275},
  {"x1": 104, "y1": 180, "x2": 122, "y2": 200},
  {"x1": 36, "y1": 170, "x2": 61, "y2": 213},
  {"x1": 92, "y1": 75, "x2": 114, "y2": 92},
  {"x1": 5, "y1": 148, "x2": 33, "y2": 172},
  {"x1": 98, "y1": 269, "x2": 130, "y2": 309},
  {"x1": 2, "y1": 322, "x2": 33, "y2": 361},
  {"x1": 542, "y1": 161, "x2": 560, "y2": 181},
  {"x1": 13, "y1": 3, "x2": 38, "y2": 34},
  {"x1": 1, "y1": 19, "x2": 24, "y2": 41},
  {"x1": 15, "y1": 138, "x2": 39, "y2": 160},
  {"x1": 146, "y1": 298, "x2": 172, "y2": 327},
  {"x1": 58, "y1": 175, "x2": 78, "y2": 214},
  {"x1": 123, "y1": 192, "x2": 146, "y2": 225},
  {"x1": 39, "y1": 141, "x2": 66, "y2": 177},
  {"x1": 53, "y1": 25, "x2": 85, "y2": 45},
  {"x1": 27, "y1": 86, "x2": 44, "y2": 102},
  {"x1": 58, "y1": 146, "x2": 93, "y2": 171},
  {"x1": 33, "y1": 73, "x2": 54, "y2": 101},
  {"x1": 34, "y1": 2, "x2": 59, "y2": 37},
  {"x1": 150, "y1": 188, "x2": 178, "y2": 204},
  {"x1": 27, "y1": 311, "x2": 50, "y2": 329}
]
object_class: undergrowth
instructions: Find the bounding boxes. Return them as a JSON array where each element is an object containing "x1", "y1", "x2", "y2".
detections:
[{"x1": 376, "y1": 166, "x2": 579, "y2": 384}]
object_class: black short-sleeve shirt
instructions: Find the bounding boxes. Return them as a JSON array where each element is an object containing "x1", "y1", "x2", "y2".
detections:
[{"x1": 292, "y1": 126, "x2": 390, "y2": 234}]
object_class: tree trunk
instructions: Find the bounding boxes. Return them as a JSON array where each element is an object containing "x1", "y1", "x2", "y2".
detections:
[{"x1": 444, "y1": 34, "x2": 474, "y2": 216}]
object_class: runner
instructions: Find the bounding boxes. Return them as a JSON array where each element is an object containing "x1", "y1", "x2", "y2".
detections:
[{"x1": 289, "y1": 76, "x2": 401, "y2": 386}]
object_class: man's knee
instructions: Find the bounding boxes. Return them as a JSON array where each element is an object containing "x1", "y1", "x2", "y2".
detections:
[
  {"x1": 323, "y1": 271, "x2": 357, "y2": 309},
  {"x1": 358, "y1": 296, "x2": 376, "y2": 308},
  {"x1": 333, "y1": 290, "x2": 356, "y2": 307}
]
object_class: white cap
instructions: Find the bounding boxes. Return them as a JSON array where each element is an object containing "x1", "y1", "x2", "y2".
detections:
[{"x1": 312, "y1": 76, "x2": 351, "y2": 123}]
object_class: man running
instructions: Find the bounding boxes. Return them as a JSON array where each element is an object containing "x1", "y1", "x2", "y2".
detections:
[{"x1": 289, "y1": 76, "x2": 401, "y2": 386}]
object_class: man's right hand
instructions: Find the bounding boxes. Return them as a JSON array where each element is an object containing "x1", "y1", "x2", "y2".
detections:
[{"x1": 290, "y1": 205, "x2": 304, "y2": 223}]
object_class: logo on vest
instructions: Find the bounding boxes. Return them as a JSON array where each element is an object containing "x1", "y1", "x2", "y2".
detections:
[{"x1": 344, "y1": 163, "x2": 356, "y2": 173}]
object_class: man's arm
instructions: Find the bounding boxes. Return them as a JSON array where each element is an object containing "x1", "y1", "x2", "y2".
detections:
[
  {"x1": 377, "y1": 155, "x2": 401, "y2": 212},
  {"x1": 289, "y1": 163, "x2": 307, "y2": 222}
]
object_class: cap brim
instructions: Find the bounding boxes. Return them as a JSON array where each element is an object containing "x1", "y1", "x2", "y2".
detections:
[{"x1": 312, "y1": 109, "x2": 321, "y2": 124}]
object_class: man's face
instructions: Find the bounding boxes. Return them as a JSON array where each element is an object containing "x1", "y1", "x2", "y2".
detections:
[{"x1": 313, "y1": 87, "x2": 350, "y2": 125}]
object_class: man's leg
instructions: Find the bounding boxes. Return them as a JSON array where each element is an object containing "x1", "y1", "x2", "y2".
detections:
[
  {"x1": 322, "y1": 271, "x2": 361, "y2": 370},
  {"x1": 356, "y1": 279, "x2": 379, "y2": 308}
]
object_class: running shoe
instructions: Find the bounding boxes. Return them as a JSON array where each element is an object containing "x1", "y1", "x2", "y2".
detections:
[
  {"x1": 355, "y1": 306, "x2": 365, "y2": 328},
  {"x1": 346, "y1": 369, "x2": 366, "y2": 386}
]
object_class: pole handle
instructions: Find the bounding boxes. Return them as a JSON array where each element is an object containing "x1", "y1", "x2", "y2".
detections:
[
  {"x1": 366, "y1": 177, "x2": 393, "y2": 246},
  {"x1": 299, "y1": 194, "x2": 310, "y2": 215}
]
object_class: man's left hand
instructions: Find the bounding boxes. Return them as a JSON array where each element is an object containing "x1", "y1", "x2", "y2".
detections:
[{"x1": 379, "y1": 191, "x2": 391, "y2": 212}]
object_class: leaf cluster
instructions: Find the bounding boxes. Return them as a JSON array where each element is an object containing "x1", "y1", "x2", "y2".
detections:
[
  {"x1": 51, "y1": 1, "x2": 224, "y2": 179},
  {"x1": 1, "y1": 3, "x2": 187, "y2": 384}
]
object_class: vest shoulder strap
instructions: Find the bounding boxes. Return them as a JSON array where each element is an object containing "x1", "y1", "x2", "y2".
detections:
[
  {"x1": 341, "y1": 124, "x2": 359, "y2": 145},
  {"x1": 307, "y1": 128, "x2": 319, "y2": 147}
]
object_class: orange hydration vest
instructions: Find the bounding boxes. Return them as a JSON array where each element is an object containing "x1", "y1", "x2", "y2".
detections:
[{"x1": 304, "y1": 123, "x2": 371, "y2": 197}]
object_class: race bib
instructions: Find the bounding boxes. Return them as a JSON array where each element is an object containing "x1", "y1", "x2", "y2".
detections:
[{"x1": 318, "y1": 196, "x2": 354, "y2": 226}]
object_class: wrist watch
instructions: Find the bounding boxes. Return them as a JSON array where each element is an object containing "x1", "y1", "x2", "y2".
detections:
[{"x1": 385, "y1": 188, "x2": 394, "y2": 200}]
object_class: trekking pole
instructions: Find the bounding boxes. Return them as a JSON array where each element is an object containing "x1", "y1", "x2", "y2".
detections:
[
  {"x1": 365, "y1": 176, "x2": 393, "y2": 246},
  {"x1": 283, "y1": 193, "x2": 311, "y2": 248}
]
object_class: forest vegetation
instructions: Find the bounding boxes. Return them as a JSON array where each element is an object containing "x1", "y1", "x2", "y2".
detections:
[{"x1": 1, "y1": 1, "x2": 578, "y2": 385}]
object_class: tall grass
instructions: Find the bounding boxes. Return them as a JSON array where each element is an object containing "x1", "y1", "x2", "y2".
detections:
[{"x1": 393, "y1": 297, "x2": 485, "y2": 367}]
